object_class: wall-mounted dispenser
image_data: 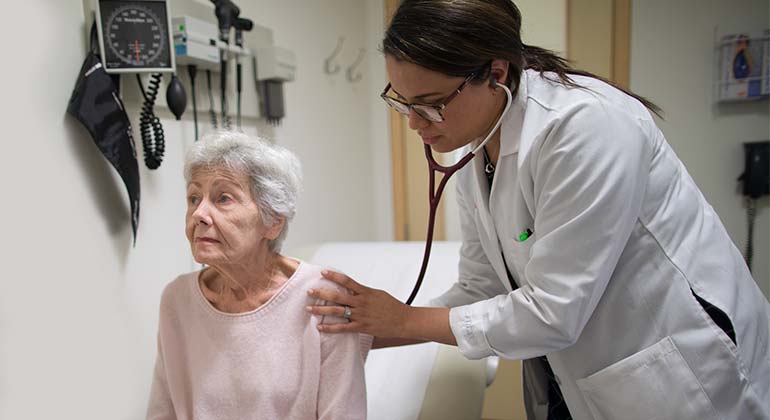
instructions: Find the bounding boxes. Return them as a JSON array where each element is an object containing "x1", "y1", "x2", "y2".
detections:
[
  {"x1": 255, "y1": 46, "x2": 297, "y2": 82},
  {"x1": 715, "y1": 29, "x2": 769, "y2": 102},
  {"x1": 255, "y1": 46, "x2": 296, "y2": 125}
]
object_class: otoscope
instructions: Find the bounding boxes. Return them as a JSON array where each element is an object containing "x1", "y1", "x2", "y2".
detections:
[
  {"x1": 234, "y1": 17, "x2": 253, "y2": 130},
  {"x1": 211, "y1": 0, "x2": 240, "y2": 130}
]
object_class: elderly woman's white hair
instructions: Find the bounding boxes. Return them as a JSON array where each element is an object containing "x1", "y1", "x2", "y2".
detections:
[{"x1": 184, "y1": 131, "x2": 302, "y2": 252}]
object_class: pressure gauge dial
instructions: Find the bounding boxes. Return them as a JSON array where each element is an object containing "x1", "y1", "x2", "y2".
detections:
[{"x1": 95, "y1": 0, "x2": 176, "y2": 73}]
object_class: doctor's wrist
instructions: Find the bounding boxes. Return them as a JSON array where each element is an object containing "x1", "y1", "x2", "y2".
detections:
[{"x1": 403, "y1": 306, "x2": 456, "y2": 346}]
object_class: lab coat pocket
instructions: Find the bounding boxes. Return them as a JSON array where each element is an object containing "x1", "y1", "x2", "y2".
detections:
[
  {"x1": 506, "y1": 234, "x2": 534, "y2": 280},
  {"x1": 576, "y1": 336, "x2": 717, "y2": 420}
]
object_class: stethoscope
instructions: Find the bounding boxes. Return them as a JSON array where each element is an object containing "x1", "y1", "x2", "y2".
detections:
[{"x1": 405, "y1": 79, "x2": 514, "y2": 305}]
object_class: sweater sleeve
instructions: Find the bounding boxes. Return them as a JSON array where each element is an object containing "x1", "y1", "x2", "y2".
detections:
[
  {"x1": 145, "y1": 332, "x2": 176, "y2": 420},
  {"x1": 317, "y1": 314, "x2": 367, "y2": 420}
]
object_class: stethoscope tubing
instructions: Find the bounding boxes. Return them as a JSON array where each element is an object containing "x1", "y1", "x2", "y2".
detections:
[{"x1": 405, "y1": 81, "x2": 514, "y2": 305}]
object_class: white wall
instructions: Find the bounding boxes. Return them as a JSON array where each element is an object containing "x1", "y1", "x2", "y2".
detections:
[
  {"x1": 0, "y1": 0, "x2": 388, "y2": 418},
  {"x1": 630, "y1": 0, "x2": 770, "y2": 297},
  {"x1": 365, "y1": 1, "x2": 395, "y2": 241}
]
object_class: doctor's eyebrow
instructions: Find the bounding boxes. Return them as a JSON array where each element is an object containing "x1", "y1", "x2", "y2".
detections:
[{"x1": 392, "y1": 87, "x2": 445, "y2": 103}]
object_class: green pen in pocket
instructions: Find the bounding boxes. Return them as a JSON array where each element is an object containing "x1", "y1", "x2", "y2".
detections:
[{"x1": 517, "y1": 228, "x2": 533, "y2": 242}]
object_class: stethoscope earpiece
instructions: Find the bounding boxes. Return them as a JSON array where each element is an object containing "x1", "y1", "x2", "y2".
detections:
[{"x1": 489, "y1": 72, "x2": 503, "y2": 88}]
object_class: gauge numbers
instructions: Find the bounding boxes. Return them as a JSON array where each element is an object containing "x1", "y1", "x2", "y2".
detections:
[{"x1": 97, "y1": 0, "x2": 173, "y2": 72}]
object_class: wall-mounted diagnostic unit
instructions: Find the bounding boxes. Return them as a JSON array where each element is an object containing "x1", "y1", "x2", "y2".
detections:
[
  {"x1": 70, "y1": 0, "x2": 297, "y2": 244},
  {"x1": 68, "y1": 0, "x2": 187, "y2": 243},
  {"x1": 91, "y1": 0, "x2": 187, "y2": 173},
  {"x1": 172, "y1": 15, "x2": 221, "y2": 70},
  {"x1": 94, "y1": 0, "x2": 176, "y2": 73}
]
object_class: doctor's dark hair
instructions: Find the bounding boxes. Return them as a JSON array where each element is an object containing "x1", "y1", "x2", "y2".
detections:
[{"x1": 383, "y1": 0, "x2": 661, "y2": 117}]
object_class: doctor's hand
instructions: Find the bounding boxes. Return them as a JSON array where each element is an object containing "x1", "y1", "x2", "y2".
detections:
[
  {"x1": 307, "y1": 270, "x2": 456, "y2": 346},
  {"x1": 306, "y1": 270, "x2": 410, "y2": 339}
]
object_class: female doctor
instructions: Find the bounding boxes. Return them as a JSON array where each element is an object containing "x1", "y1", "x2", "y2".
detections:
[{"x1": 308, "y1": 1, "x2": 770, "y2": 418}]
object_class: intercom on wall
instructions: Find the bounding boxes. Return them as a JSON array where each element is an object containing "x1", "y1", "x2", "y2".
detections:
[
  {"x1": 739, "y1": 141, "x2": 770, "y2": 198},
  {"x1": 737, "y1": 140, "x2": 769, "y2": 272}
]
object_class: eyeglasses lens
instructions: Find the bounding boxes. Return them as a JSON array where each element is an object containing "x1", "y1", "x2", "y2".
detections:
[
  {"x1": 412, "y1": 105, "x2": 442, "y2": 122},
  {"x1": 383, "y1": 96, "x2": 444, "y2": 122}
]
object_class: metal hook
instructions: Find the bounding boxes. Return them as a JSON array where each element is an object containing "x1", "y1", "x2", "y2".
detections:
[
  {"x1": 346, "y1": 48, "x2": 366, "y2": 82},
  {"x1": 324, "y1": 37, "x2": 344, "y2": 75}
]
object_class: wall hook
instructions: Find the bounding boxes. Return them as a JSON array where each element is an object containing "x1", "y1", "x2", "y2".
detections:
[
  {"x1": 346, "y1": 48, "x2": 366, "y2": 82},
  {"x1": 324, "y1": 37, "x2": 344, "y2": 75}
]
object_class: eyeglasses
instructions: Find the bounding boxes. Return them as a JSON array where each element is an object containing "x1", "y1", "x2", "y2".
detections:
[{"x1": 380, "y1": 73, "x2": 475, "y2": 123}]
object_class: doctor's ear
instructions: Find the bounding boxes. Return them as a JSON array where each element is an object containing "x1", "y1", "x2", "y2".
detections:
[{"x1": 488, "y1": 59, "x2": 509, "y2": 88}]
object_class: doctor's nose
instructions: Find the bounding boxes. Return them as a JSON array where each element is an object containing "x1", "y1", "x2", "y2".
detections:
[{"x1": 407, "y1": 108, "x2": 431, "y2": 130}]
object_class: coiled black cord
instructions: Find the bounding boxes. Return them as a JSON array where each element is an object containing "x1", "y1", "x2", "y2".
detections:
[
  {"x1": 136, "y1": 73, "x2": 165, "y2": 169},
  {"x1": 745, "y1": 197, "x2": 756, "y2": 272}
]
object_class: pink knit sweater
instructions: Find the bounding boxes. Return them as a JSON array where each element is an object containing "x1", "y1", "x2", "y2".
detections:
[{"x1": 146, "y1": 262, "x2": 370, "y2": 420}]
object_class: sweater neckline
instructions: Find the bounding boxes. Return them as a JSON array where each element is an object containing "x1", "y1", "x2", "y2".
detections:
[{"x1": 192, "y1": 260, "x2": 304, "y2": 321}]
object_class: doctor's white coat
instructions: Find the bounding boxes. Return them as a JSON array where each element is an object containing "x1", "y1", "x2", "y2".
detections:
[{"x1": 433, "y1": 69, "x2": 770, "y2": 420}]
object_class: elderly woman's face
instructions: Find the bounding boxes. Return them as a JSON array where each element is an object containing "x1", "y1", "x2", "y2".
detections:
[{"x1": 185, "y1": 167, "x2": 277, "y2": 266}]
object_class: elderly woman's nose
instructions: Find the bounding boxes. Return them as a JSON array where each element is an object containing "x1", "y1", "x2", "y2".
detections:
[{"x1": 192, "y1": 199, "x2": 214, "y2": 224}]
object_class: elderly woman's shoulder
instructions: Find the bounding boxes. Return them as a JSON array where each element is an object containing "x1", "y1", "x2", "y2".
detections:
[
  {"x1": 159, "y1": 270, "x2": 203, "y2": 308},
  {"x1": 293, "y1": 261, "x2": 349, "y2": 294}
]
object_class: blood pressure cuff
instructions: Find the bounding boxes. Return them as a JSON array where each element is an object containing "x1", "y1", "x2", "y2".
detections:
[{"x1": 67, "y1": 51, "x2": 141, "y2": 243}]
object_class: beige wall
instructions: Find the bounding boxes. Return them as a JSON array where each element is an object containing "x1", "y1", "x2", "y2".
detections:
[{"x1": 630, "y1": 0, "x2": 770, "y2": 297}]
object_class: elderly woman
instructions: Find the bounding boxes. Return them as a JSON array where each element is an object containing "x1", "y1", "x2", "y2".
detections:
[{"x1": 146, "y1": 131, "x2": 368, "y2": 420}]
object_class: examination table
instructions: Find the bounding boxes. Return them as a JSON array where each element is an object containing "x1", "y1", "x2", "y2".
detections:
[{"x1": 291, "y1": 241, "x2": 499, "y2": 420}]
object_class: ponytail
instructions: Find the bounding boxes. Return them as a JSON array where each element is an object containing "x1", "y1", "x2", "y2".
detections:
[
  {"x1": 521, "y1": 44, "x2": 663, "y2": 117},
  {"x1": 384, "y1": 0, "x2": 662, "y2": 118}
]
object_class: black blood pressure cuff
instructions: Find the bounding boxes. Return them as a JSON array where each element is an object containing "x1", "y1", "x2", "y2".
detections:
[{"x1": 67, "y1": 50, "x2": 141, "y2": 242}]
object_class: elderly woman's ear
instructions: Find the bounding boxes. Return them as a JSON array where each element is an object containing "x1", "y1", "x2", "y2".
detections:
[{"x1": 265, "y1": 218, "x2": 286, "y2": 240}]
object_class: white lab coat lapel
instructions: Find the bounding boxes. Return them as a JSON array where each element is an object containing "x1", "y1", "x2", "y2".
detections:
[
  {"x1": 471, "y1": 152, "x2": 495, "y2": 238},
  {"x1": 470, "y1": 152, "x2": 512, "y2": 291},
  {"x1": 468, "y1": 73, "x2": 531, "y2": 293},
  {"x1": 515, "y1": 71, "x2": 535, "y2": 172}
]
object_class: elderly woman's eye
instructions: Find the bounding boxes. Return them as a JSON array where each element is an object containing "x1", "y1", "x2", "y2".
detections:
[
  {"x1": 188, "y1": 195, "x2": 199, "y2": 205},
  {"x1": 218, "y1": 194, "x2": 232, "y2": 204}
]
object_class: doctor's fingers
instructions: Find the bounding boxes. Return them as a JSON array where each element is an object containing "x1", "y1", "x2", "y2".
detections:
[
  {"x1": 306, "y1": 304, "x2": 351, "y2": 318},
  {"x1": 321, "y1": 270, "x2": 368, "y2": 294},
  {"x1": 317, "y1": 321, "x2": 364, "y2": 334},
  {"x1": 307, "y1": 287, "x2": 359, "y2": 307}
]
